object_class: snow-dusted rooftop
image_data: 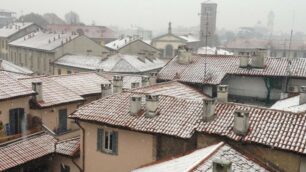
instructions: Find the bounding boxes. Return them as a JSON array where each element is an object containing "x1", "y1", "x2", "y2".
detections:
[
  {"x1": 9, "y1": 31, "x2": 79, "y2": 51},
  {"x1": 105, "y1": 37, "x2": 142, "y2": 50},
  {"x1": 270, "y1": 95, "x2": 306, "y2": 113},
  {"x1": 134, "y1": 142, "x2": 269, "y2": 172},
  {"x1": 54, "y1": 53, "x2": 165, "y2": 73},
  {"x1": 0, "y1": 22, "x2": 34, "y2": 38},
  {"x1": 197, "y1": 47, "x2": 234, "y2": 55},
  {"x1": 180, "y1": 34, "x2": 200, "y2": 43},
  {"x1": 0, "y1": 59, "x2": 33, "y2": 74}
]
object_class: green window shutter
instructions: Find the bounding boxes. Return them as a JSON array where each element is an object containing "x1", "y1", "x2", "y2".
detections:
[
  {"x1": 97, "y1": 128, "x2": 104, "y2": 151},
  {"x1": 112, "y1": 131, "x2": 118, "y2": 155}
]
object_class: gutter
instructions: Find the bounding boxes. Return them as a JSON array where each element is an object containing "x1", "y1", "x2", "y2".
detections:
[{"x1": 75, "y1": 119, "x2": 85, "y2": 172}]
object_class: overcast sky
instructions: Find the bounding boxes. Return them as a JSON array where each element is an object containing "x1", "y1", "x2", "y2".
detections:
[{"x1": 2, "y1": 0, "x2": 306, "y2": 33}]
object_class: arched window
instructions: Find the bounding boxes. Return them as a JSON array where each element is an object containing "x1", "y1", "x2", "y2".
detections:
[{"x1": 165, "y1": 44, "x2": 173, "y2": 57}]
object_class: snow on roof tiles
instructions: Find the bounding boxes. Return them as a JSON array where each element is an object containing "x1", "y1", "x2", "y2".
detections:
[
  {"x1": 0, "y1": 60, "x2": 33, "y2": 74},
  {"x1": 9, "y1": 31, "x2": 79, "y2": 51},
  {"x1": 270, "y1": 95, "x2": 306, "y2": 113},
  {"x1": 54, "y1": 53, "x2": 165, "y2": 73},
  {"x1": 158, "y1": 55, "x2": 306, "y2": 85},
  {"x1": 49, "y1": 72, "x2": 110, "y2": 96},
  {"x1": 0, "y1": 132, "x2": 57, "y2": 171},
  {"x1": 105, "y1": 37, "x2": 137, "y2": 50},
  {"x1": 197, "y1": 47, "x2": 233, "y2": 55},
  {"x1": 0, "y1": 22, "x2": 33, "y2": 38},
  {"x1": 0, "y1": 71, "x2": 34, "y2": 100},
  {"x1": 134, "y1": 142, "x2": 269, "y2": 172},
  {"x1": 179, "y1": 35, "x2": 200, "y2": 43},
  {"x1": 19, "y1": 76, "x2": 84, "y2": 107},
  {"x1": 55, "y1": 137, "x2": 80, "y2": 156}
]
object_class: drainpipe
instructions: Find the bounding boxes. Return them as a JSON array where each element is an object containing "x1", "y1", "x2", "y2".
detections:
[
  {"x1": 75, "y1": 119, "x2": 85, "y2": 172},
  {"x1": 72, "y1": 157, "x2": 82, "y2": 172}
]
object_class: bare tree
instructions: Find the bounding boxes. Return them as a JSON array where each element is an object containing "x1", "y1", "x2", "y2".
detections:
[{"x1": 64, "y1": 11, "x2": 80, "y2": 24}]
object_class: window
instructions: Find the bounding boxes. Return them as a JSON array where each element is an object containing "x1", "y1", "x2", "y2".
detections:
[
  {"x1": 97, "y1": 128, "x2": 118, "y2": 155},
  {"x1": 8, "y1": 108, "x2": 25, "y2": 135},
  {"x1": 58, "y1": 109, "x2": 68, "y2": 134},
  {"x1": 58, "y1": 69, "x2": 62, "y2": 75},
  {"x1": 67, "y1": 70, "x2": 72, "y2": 74},
  {"x1": 165, "y1": 44, "x2": 173, "y2": 58},
  {"x1": 60, "y1": 164, "x2": 70, "y2": 172}
]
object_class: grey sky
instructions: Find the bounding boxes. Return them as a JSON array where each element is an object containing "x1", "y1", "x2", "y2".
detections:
[{"x1": 2, "y1": 0, "x2": 306, "y2": 33}]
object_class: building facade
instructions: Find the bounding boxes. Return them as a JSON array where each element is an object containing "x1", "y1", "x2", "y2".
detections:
[{"x1": 200, "y1": 1, "x2": 217, "y2": 47}]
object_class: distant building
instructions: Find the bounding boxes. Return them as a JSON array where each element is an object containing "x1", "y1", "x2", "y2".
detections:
[
  {"x1": 105, "y1": 36, "x2": 160, "y2": 58},
  {"x1": 8, "y1": 31, "x2": 110, "y2": 74},
  {"x1": 53, "y1": 53, "x2": 165, "y2": 75},
  {"x1": 119, "y1": 26, "x2": 152, "y2": 40},
  {"x1": 0, "y1": 22, "x2": 41, "y2": 59},
  {"x1": 0, "y1": 59, "x2": 33, "y2": 75},
  {"x1": 199, "y1": 1, "x2": 217, "y2": 47},
  {"x1": 0, "y1": 9, "x2": 16, "y2": 28},
  {"x1": 197, "y1": 46, "x2": 233, "y2": 55},
  {"x1": 47, "y1": 24, "x2": 118, "y2": 45},
  {"x1": 151, "y1": 22, "x2": 187, "y2": 58}
]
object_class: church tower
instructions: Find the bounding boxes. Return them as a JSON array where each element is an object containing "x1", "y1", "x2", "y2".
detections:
[{"x1": 200, "y1": 1, "x2": 217, "y2": 47}]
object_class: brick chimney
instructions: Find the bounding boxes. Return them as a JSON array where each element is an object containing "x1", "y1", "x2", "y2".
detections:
[
  {"x1": 251, "y1": 48, "x2": 267, "y2": 68},
  {"x1": 149, "y1": 72, "x2": 158, "y2": 85},
  {"x1": 145, "y1": 94, "x2": 159, "y2": 118},
  {"x1": 233, "y1": 110, "x2": 250, "y2": 136},
  {"x1": 217, "y1": 85, "x2": 228, "y2": 103},
  {"x1": 113, "y1": 75, "x2": 123, "y2": 93},
  {"x1": 141, "y1": 76, "x2": 150, "y2": 87},
  {"x1": 177, "y1": 45, "x2": 192, "y2": 65},
  {"x1": 32, "y1": 82, "x2": 43, "y2": 102},
  {"x1": 130, "y1": 95, "x2": 142, "y2": 115},
  {"x1": 299, "y1": 86, "x2": 306, "y2": 105},
  {"x1": 213, "y1": 159, "x2": 232, "y2": 172},
  {"x1": 101, "y1": 83, "x2": 112, "y2": 97},
  {"x1": 202, "y1": 99, "x2": 216, "y2": 122}
]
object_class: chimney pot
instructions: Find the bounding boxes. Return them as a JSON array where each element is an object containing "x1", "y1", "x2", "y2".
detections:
[
  {"x1": 32, "y1": 82, "x2": 43, "y2": 102},
  {"x1": 101, "y1": 83, "x2": 112, "y2": 97},
  {"x1": 299, "y1": 86, "x2": 306, "y2": 105},
  {"x1": 130, "y1": 95, "x2": 142, "y2": 115},
  {"x1": 149, "y1": 72, "x2": 158, "y2": 85},
  {"x1": 251, "y1": 48, "x2": 267, "y2": 68},
  {"x1": 217, "y1": 85, "x2": 228, "y2": 103},
  {"x1": 239, "y1": 56, "x2": 249, "y2": 68},
  {"x1": 112, "y1": 75, "x2": 123, "y2": 93},
  {"x1": 145, "y1": 94, "x2": 159, "y2": 118},
  {"x1": 177, "y1": 45, "x2": 192, "y2": 65},
  {"x1": 233, "y1": 110, "x2": 250, "y2": 136},
  {"x1": 141, "y1": 76, "x2": 150, "y2": 87},
  {"x1": 202, "y1": 99, "x2": 216, "y2": 122}
]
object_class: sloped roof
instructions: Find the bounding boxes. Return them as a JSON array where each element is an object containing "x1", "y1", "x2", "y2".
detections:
[
  {"x1": 0, "y1": 22, "x2": 34, "y2": 38},
  {"x1": 0, "y1": 60, "x2": 33, "y2": 75},
  {"x1": 105, "y1": 37, "x2": 137, "y2": 50},
  {"x1": 0, "y1": 132, "x2": 56, "y2": 171},
  {"x1": 55, "y1": 137, "x2": 80, "y2": 157},
  {"x1": 270, "y1": 95, "x2": 306, "y2": 113},
  {"x1": 98, "y1": 73, "x2": 144, "y2": 90},
  {"x1": 133, "y1": 142, "x2": 270, "y2": 172},
  {"x1": 19, "y1": 76, "x2": 84, "y2": 107},
  {"x1": 131, "y1": 81, "x2": 209, "y2": 99},
  {"x1": 0, "y1": 71, "x2": 35, "y2": 101},
  {"x1": 197, "y1": 47, "x2": 233, "y2": 55},
  {"x1": 179, "y1": 34, "x2": 200, "y2": 43},
  {"x1": 9, "y1": 31, "x2": 79, "y2": 51},
  {"x1": 158, "y1": 55, "x2": 306, "y2": 85},
  {"x1": 54, "y1": 53, "x2": 165, "y2": 73},
  {"x1": 49, "y1": 72, "x2": 110, "y2": 96}
]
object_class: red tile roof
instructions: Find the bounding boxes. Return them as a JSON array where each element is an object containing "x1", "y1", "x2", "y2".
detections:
[
  {"x1": 55, "y1": 137, "x2": 80, "y2": 157},
  {"x1": 0, "y1": 71, "x2": 35, "y2": 101},
  {"x1": 19, "y1": 76, "x2": 84, "y2": 107},
  {"x1": 0, "y1": 132, "x2": 56, "y2": 171},
  {"x1": 158, "y1": 55, "x2": 306, "y2": 85}
]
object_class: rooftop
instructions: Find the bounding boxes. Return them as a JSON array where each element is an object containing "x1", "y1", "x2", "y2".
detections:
[
  {"x1": 0, "y1": 59, "x2": 34, "y2": 75},
  {"x1": 158, "y1": 55, "x2": 306, "y2": 85},
  {"x1": 270, "y1": 95, "x2": 306, "y2": 113},
  {"x1": 55, "y1": 137, "x2": 80, "y2": 157},
  {"x1": 133, "y1": 142, "x2": 269, "y2": 172},
  {"x1": 0, "y1": 22, "x2": 34, "y2": 38},
  {"x1": 105, "y1": 37, "x2": 139, "y2": 50},
  {"x1": 179, "y1": 34, "x2": 200, "y2": 43},
  {"x1": 0, "y1": 71, "x2": 35, "y2": 101},
  {"x1": 54, "y1": 53, "x2": 165, "y2": 73},
  {"x1": 197, "y1": 47, "x2": 234, "y2": 55},
  {"x1": 9, "y1": 31, "x2": 79, "y2": 51}
]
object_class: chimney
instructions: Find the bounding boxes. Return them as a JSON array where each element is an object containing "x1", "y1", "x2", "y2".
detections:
[
  {"x1": 251, "y1": 48, "x2": 267, "y2": 68},
  {"x1": 177, "y1": 45, "x2": 192, "y2": 65},
  {"x1": 233, "y1": 110, "x2": 250, "y2": 136},
  {"x1": 32, "y1": 82, "x2": 43, "y2": 102},
  {"x1": 145, "y1": 94, "x2": 159, "y2": 118},
  {"x1": 112, "y1": 75, "x2": 123, "y2": 93},
  {"x1": 130, "y1": 95, "x2": 142, "y2": 115},
  {"x1": 239, "y1": 56, "x2": 249, "y2": 68},
  {"x1": 149, "y1": 72, "x2": 158, "y2": 85},
  {"x1": 299, "y1": 86, "x2": 306, "y2": 105},
  {"x1": 131, "y1": 82, "x2": 140, "y2": 89},
  {"x1": 101, "y1": 83, "x2": 112, "y2": 97},
  {"x1": 217, "y1": 85, "x2": 228, "y2": 103},
  {"x1": 141, "y1": 76, "x2": 150, "y2": 87},
  {"x1": 202, "y1": 99, "x2": 216, "y2": 122},
  {"x1": 212, "y1": 159, "x2": 232, "y2": 172}
]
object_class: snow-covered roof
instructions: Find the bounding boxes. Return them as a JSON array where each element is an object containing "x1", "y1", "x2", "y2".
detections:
[
  {"x1": 0, "y1": 60, "x2": 33, "y2": 74},
  {"x1": 134, "y1": 142, "x2": 269, "y2": 172},
  {"x1": 54, "y1": 53, "x2": 165, "y2": 73},
  {"x1": 55, "y1": 137, "x2": 80, "y2": 157},
  {"x1": 105, "y1": 37, "x2": 140, "y2": 50},
  {"x1": 180, "y1": 34, "x2": 200, "y2": 43},
  {"x1": 270, "y1": 95, "x2": 306, "y2": 113},
  {"x1": 9, "y1": 31, "x2": 79, "y2": 51},
  {"x1": 197, "y1": 47, "x2": 234, "y2": 55},
  {"x1": 0, "y1": 22, "x2": 33, "y2": 38}
]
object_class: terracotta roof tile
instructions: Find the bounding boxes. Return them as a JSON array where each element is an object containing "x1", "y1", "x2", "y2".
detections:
[{"x1": 55, "y1": 137, "x2": 80, "y2": 156}]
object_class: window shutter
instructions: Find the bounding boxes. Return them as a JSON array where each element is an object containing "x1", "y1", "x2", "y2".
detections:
[
  {"x1": 97, "y1": 128, "x2": 104, "y2": 151},
  {"x1": 112, "y1": 131, "x2": 118, "y2": 155}
]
